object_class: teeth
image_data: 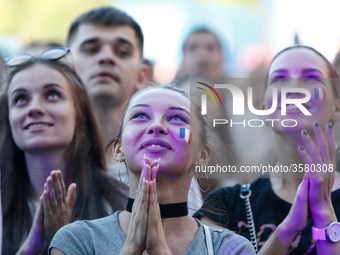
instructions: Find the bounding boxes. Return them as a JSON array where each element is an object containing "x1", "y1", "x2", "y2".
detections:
[
  {"x1": 144, "y1": 144, "x2": 167, "y2": 148},
  {"x1": 28, "y1": 123, "x2": 49, "y2": 129}
]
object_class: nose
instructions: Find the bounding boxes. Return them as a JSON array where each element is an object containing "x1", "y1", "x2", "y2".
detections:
[
  {"x1": 146, "y1": 119, "x2": 168, "y2": 135},
  {"x1": 27, "y1": 98, "x2": 45, "y2": 118},
  {"x1": 98, "y1": 45, "x2": 116, "y2": 66},
  {"x1": 288, "y1": 77, "x2": 302, "y2": 87}
]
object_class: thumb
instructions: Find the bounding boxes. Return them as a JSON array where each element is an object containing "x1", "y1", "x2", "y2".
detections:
[{"x1": 66, "y1": 183, "x2": 77, "y2": 209}]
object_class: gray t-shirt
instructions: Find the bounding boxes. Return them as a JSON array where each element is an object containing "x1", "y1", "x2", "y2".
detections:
[{"x1": 49, "y1": 212, "x2": 255, "y2": 255}]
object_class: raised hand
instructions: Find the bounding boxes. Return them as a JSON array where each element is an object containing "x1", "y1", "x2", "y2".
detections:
[
  {"x1": 43, "y1": 170, "x2": 77, "y2": 242},
  {"x1": 120, "y1": 156, "x2": 172, "y2": 255},
  {"x1": 298, "y1": 122, "x2": 336, "y2": 227},
  {"x1": 16, "y1": 170, "x2": 76, "y2": 255}
]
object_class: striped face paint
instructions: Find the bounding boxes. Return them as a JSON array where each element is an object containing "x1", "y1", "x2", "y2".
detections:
[
  {"x1": 314, "y1": 88, "x2": 325, "y2": 101},
  {"x1": 179, "y1": 128, "x2": 191, "y2": 144}
]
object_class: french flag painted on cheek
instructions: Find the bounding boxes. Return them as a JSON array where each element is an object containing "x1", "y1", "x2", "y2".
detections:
[
  {"x1": 314, "y1": 88, "x2": 326, "y2": 101},
  {"x1": 179, "y1": 128, "x2": 191, "y2": 145}
]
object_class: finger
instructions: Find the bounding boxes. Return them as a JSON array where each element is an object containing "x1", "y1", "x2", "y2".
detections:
[
  {"x1": 326, "y1": 122, "x2": 336, "y2": 162},
  {"x1": 151, "y1": 164, "x2": 159, "y2": 182},
  {"x1": 301, "y1": 129, "x2": 323, "y2": 165},
  {"x1": 42, "y1": 190, "x2": 52, "y2": 218},
  {"x1": 46, "y1": 176, "x2": 58, "y2": 211},
  {"x1": 51, "y1": 171, "x2": 62, "y2": 206},
  {"x1": 151, "y1": 157, "x2": 161, "y2": 168},
  {"x1": 38, "y1": 195, "x2": 45, "y2": 232},
  {"x1": 57, "y1": 170, "x2": 66, "y2": 203},
  {"x1": 313, "y1": 121, "x2": 330, "y2": 165},
  {"x1": 143, "y1": 159, "x2": 151, "y2": 181},
  {"x1": 298, "y1": 145, "x2": 314, "y2": 166},
  {"x1": 66, "y1": 183, "x2": 77, "y2": 210}
]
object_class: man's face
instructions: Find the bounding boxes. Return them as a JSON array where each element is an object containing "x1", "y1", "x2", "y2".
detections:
[
  {"x1": 182, "y1": 32, "x2": 224, "y2": 80},
  {"x1": 69, "y1": 24, "x2": 144, "y2": 106}
]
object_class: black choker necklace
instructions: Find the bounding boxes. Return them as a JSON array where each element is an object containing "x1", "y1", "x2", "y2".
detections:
[{"x1": 126, "y1": 197, "x2": 188, "y2": 218}]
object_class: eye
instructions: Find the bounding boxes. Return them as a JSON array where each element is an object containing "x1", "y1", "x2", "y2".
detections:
[
  {"x1": 13, "y1": 95, "x2": 28, "y2": 106},
  {"x1": 168, "y1": 114, "x2": 188, "y2": 123},
  {"x1": 46, "y1": 90, "x2": 61, "y2": 100},
  {"x1": 304, "y1": 75, "x2": 322, "y2": 83},
  {"x1": 130, "y1": 111, "x2": 150, "y2": 120},
  {"x1": 270, "y1": 76, "x2": 288, "y2": 84},
  {"x1": 81, "y1": 44, "x2": 99, "y2": 55},
  {"x1": 115, "y1": 46, "x2": 131, "y2": 57}
]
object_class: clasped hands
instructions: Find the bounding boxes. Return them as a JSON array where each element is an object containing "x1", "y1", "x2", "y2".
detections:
[
  {"x1": 120, "y1": 155, "x2": 173, "y2": 255},
  {"x1": 17, "y1": 170, "x2": 77, "y2": 255},
  {"x1": 279, "y1": 122, "x2": 336, "y2": 246}
]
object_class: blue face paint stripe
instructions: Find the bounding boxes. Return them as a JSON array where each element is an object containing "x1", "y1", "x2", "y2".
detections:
[
  {"x1": 314, "y1": 88, "x2": 320, "y2": 100},
  {"x1": 179, "y1": 128, "x2": 185, "y2": 138}
]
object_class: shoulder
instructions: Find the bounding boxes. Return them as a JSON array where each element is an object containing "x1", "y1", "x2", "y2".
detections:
[
  {"x1": 209, "y1": 226, "x2": 256, "y2": 255},
  {"x1": 50, "y1": 213, "x2": 121, "y2": 254}
]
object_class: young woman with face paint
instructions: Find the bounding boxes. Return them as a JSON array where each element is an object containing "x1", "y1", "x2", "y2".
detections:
[
  {"x1": 197, "y1": 45, "x2": 340, "y2": 254},
  {"x1": 0, "y1": 56, "x2": 127, "y2": 255},
  {"x1": 49, "y1": 86, "x2": 255, "y2": 255}
]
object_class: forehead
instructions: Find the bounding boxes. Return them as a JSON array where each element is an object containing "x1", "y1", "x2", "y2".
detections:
[
  {"x1": 128, "y1": 89, "x2": 190, "y2": 111},
  {"x1": 185, "y1": 32, "x2": 220, "y2": 47},
  {"x1": 72, "y1": 24, "x2": 139, "y2": 48},
  {"x1": 8, "y1": 64, "x2": 70, "y2": 93},
  {"x1": 269, "y1": 48, "x2": 328, "y2": 75}
]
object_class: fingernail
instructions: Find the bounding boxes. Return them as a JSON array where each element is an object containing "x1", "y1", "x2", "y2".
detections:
[
  {"x1": 158, "y1": 157, "x2": 161, "y2": 162},
  {"x1": 302, "y1": 129, "x2": 308, "y2": 136},
  {"x1": 314, "y1": 121, "x2": 319, "y2": 127},
  {"x1": 299, "y1": 145, "x2": 304, "y2": 151},
  {"x1": 328, "y1": 122, "x2": 332, "y2": 129}
]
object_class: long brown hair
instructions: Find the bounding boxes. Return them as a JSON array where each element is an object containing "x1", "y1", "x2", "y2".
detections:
[{"x1": 0, "y1": 59, "x2": 126, "y2": 254}]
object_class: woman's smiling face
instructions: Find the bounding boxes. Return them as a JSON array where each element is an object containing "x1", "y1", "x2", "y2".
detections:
[
  {"x1": 8, "y1": 64, "x2": 76, "y2": 153},
  {"x1": 265, "y1": 47, "x2": 338, "y2": 133},
  {"x1": 118, "y1": 88, "x2": 204, "y2": 177}
]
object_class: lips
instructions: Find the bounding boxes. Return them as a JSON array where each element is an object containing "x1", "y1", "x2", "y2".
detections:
[
  {"x1": 93, "y1": 71, "x2": 120, "y2": 83},
  {"x1": 140, "y1": 139, "x2": 172, "y2": 150},
  {"x1": 25, "y1": 122, "x2": 53, "y2": 130}
]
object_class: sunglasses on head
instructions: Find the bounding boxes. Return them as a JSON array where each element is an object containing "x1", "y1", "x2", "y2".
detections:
[{"x1": 5, "y1": 47, "x2": 71, "y2": 67}]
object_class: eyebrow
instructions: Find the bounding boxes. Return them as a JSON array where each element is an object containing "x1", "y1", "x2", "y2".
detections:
[
  {"x1": 168, "y1": 106, "x2": 190, "y2": 115},
  {"x1": 130, "y1": 104, "x2": 190, "y2": 115},
  {"x1": 270, "y1": 68, "x2": 324, "y2": 76},
  {"x1": 10, "y1": 83, "x2": 64, "y2": 96},
  {"x1": 301, "y1": 68, "x2": 323, "y2": 75},
  {"x1": 79, "y1": 37, "x2": 133, "y2": 48},
  {"x1": 269, "y1": 69, "x2": 288, "y2": 76}
]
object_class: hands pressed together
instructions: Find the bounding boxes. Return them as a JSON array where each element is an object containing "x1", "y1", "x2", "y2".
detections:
[
  {"x1": 279, "y1": 122, "x2": 338, "y2": 249},
  {"x1": 17, "y1": 170, "x2": 77, "y2": 255},
  {"x1": 120, "y1": 155, "x2": 173, "y2": 255}
]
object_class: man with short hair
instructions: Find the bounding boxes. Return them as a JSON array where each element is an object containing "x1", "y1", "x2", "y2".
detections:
[{"x1": 66, "y1": 7, "x2": 148, "y2": 165}]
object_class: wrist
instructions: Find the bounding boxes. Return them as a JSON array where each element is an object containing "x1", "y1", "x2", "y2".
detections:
[
  {"x1": 312, "y1": 205, "x2": 337, "y2": 228},
  {"x1": 277, "y1": 222, "x2": 299, "y2": 247}
]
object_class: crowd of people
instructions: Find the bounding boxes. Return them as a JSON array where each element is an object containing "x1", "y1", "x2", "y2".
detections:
[{"x1": 1, "y1": 5, "x2": 340, "y2": 255}]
